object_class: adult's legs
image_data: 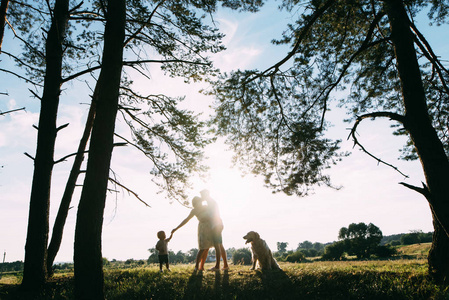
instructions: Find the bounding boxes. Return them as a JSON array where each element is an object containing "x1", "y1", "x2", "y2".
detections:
[
  {"x1": 213, "y1": 243, "x2": 221, "y2": 269},
  {"x1": 197, "y1": 248, "x2": 211, "y2": 270},
  {"x1": 200, "y1": 249, "x2": 208, "y2": 270},
  {"x1": 220, "y1": 244, "x2": 229, "y2": 269},
  {"x1": 195, "y1": 249, "x2": 206, "y2": 270}
]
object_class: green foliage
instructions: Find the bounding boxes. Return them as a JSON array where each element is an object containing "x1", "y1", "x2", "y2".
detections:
[
  {"x1": 285, "y1": 251, "x2": 305, "y2": 263},
  {"x1": 232, "y1": 248, "x2": 252, "y2": 265},
  {"x1": 339, "y1": 222, "x2": 383, "y2": 259},
  {"x1": 0, "y1": 261, "x2": 24, "y2": 272},
  {"x1": 298, "y1": 240, "x2": 313, "y2": 250},
  {"x1": 277, "y1": 242, "x2": 288, "y2": 253},
  {"x1": 322, "y1": 241, "x2": 346, "y2": 261},
  {"x1": 297, "y1": 241, "x2": 325, "y2": 257},
  {"x1": 374, "y1": 245, "x2": 397, "y2": 258},
  {"x1": 401, "y1": 230, "x2": 433, "y2": 245},
  {"x1": 147, "y1": 248, "x2": 158, "y2": 264}
]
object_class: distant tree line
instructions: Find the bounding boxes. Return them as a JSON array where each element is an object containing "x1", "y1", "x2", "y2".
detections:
[
  {"x1": 0, "y1": 261, "x2": 23, "y2": 272},
  {"x1": 1, "y1": 227, "x2": 432, "y2": 273},
  {"x1": 381, "y1": 230, "x2": 433, "y2": 246}
]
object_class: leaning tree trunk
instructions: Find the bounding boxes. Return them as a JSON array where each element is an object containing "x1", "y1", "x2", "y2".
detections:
[
  {"x1": 384, "y1": 0, "x2": 449, "y2": 281},
  {"x1": 46, "y1": 99, "x2": 96, "y2": 276},
  {"x1": 21, "y1": 0, "x2": 69, "y2": 292},
  {"x1": 73, "y1": 0, "x2": 125, "y2": 298}
]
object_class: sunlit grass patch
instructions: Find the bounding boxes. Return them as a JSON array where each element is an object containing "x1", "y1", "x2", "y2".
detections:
[
  {"x1": 0, "y1": 274, "x2": 21, "y2": 285},
  {"x1": 397, "y1": 243, "x2": 431, "y2": 259}
]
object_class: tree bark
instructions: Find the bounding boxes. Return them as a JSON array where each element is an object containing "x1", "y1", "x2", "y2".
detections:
[
  {"x1": 21, "y1": 0, "x2": 69, "y2": 292},
  {"x1": 0, "y1": 0, "x2": 9, "y2": 52},
  {"x1": 428, "y1": 210, "x2": 449, "y2": 285},
  {"x1": 73, "y1": 0, "x2": 125, "y2": 298},
  {"x1": 384, "y1": 0, "x2": 449, "y2": 281},
  {"x1": 46, "y1": 99, "x2": 96, "y2": 276}
]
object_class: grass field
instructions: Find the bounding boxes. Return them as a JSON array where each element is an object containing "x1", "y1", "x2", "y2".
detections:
[
  {"x1": 1, "y1": 257, "x2": 448, "y2": 299},
  {"x1": 396, "y1": 243, "x2": 432, "y2": 259}
]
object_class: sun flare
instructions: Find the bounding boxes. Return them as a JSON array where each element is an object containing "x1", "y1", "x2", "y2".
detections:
[{"x1": 196, "y1": 167, "x2": 254, "y2": 220}]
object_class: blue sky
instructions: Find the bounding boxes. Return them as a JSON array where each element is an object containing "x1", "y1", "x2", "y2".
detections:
[{"x1": 0, "y1": 2, "x2": 442, "y2": 263}]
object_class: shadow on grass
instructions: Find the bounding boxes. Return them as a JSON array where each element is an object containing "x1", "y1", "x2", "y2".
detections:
[
  {"x1": 214, "y1": 269, "x2": 230, "y2": 297},
  {"x1": 255, "y1": 268, "x2": 293, "y2": 298},
  {"x1": 183, "y1": 270, "x2": 204, "y2": 299}
]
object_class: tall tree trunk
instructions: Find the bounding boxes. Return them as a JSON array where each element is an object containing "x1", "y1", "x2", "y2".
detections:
[
  {"x1": 384, "y1": 0, "x2": 449, "y2": 281},
  {"x1": 74, "y1": 0, "x2": 125, "y2": 298},
  {"x1": 0, "y1": 0, "x2": 9, "y2": 52},
  {"x1": 21, "y1": 0, "x2": 69, "y2": 292},
  {"x1": 46, "y1": 100, "x2": 96, "y2": 276}
]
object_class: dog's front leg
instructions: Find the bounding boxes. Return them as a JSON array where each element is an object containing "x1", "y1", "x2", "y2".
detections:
[
  {"x1": 250, "y1": 259, "x2": 257, "y2": 270},
  {"x1": 250, "y1": 255, "x2": 258, "y2": 270}
]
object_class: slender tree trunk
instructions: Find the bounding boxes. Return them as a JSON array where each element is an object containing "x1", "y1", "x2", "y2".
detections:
[
  {"x1": 0, "y1": 0, "x2": 9, "y2": 52},
  {"x1": 21, "y1": 0, "x2": 69, "y2": 292},
  {"x1": 46, "y1": 100, "x2": 96, "y2": 276},
  {"x1": 384, "y1": 0, "x2": 449, "y2": 281},
  {"x1": 74, "y1": 0, "x2": 125, "y2": 298}
]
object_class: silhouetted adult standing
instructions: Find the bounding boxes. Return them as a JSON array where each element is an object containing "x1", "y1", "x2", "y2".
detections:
[
  {"x1": 171, "y1": 196, "x2": 213, "y2": 270},
  {"x1": 200, "y1": 189, "x2": 229, "y2": 270}
]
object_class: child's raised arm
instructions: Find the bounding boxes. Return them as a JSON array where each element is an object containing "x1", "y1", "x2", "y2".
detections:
[{"x1": 167, "y1": 232, "x2": 174, "y2": 242}]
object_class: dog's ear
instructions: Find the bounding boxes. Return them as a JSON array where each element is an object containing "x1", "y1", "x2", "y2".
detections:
[{"x1": 254, "y1": 232, "x2": 260, "y2": 240}]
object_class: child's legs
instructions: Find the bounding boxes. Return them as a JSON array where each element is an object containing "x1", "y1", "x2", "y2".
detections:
[
  {"x1": 158, "y1": 255, "x2": 163, "y2": 270},
  {"x1": 159, "y1": 254, "x2": 168, "y2": 271}
]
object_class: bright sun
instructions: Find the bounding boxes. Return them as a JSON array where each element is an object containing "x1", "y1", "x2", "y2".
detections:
[{"x1": 197, "y1": 167, "x2": 254, "y2": 220}]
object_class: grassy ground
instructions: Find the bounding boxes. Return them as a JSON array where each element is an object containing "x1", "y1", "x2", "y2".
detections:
[
  {"x1": 396, "y1": 243, "x2": 432, "y2": 259},
  {"x1": 1, "y1": 259, "x2": 448, "y2": 299}
]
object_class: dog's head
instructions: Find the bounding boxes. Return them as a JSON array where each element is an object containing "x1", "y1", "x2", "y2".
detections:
[{"x1": 243, "y1": 231, "x2": 260, "y2": 244}]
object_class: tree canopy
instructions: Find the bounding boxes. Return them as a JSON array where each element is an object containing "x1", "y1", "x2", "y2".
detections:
[
  {"x1": 211, "y1": 0, "x2": 449, "y2": 196},
  {"x1": 339, "y1": 222, "x2": 383, "y2": 259}
]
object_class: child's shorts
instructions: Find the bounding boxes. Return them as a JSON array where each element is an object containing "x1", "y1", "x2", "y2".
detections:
[{"x1": 158, "y1": 254, "x2": 169, "y2": 264}]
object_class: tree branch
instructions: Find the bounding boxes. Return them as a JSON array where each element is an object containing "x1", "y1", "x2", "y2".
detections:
[
  {"x1": 0, "y1": 107, "x2": 25, "y2": 116},
  {"x1": 0, "y1": 68, "x2": 42, "y2": 86},
  {"x1": 24, "y1": 152, "x2": 34, "y2": 160},
  {"x1": 108, "y1": 177, "x2": 150, "y2": 207},
  {"x1": 1, "y1": 51, "x2": 43, "y2": 74},
  {"x1": 56, "y1": 123, "x2": 69, "y2": 132},
  {"x1": 348, "y1": 111, "x2": 408, "y2": 177},
  {"x1": 54, "y1": 142, "x2": 126, "y2": 164},
  {"x1": 399, "y1": 181, "x2": 431, "y2": 200},
  {"x1": 28, "y1": 88, "x2": 43, "y2": 100}
]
